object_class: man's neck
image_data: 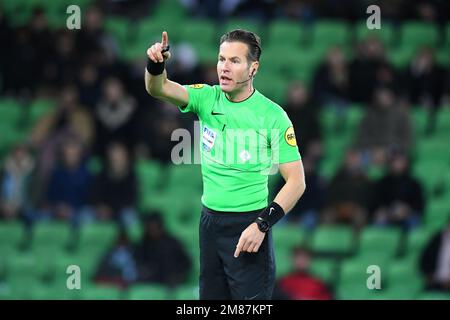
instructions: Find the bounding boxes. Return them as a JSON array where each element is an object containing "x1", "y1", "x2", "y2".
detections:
[{"x1": 225, "y1": 84, "x2": 255, "y2": 102}]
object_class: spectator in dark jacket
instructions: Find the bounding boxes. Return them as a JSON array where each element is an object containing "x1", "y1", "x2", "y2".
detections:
[
  {"x1": 372, "y1": 152, "x2": 425, "y2": 230},
  {"x1": 134, "y1": 212, "x2": 191, "y2": 287},
  {"x1": 91, "y1": 142, "x2": 138, "y2": 227}
]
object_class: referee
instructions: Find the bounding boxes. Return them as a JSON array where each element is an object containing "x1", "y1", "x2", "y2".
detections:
[{"x1": 145, "y1": 29, "x2": 306, "y2": 300}]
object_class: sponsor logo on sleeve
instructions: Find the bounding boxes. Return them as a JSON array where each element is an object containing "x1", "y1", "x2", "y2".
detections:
[{"x1": 284, "y1": 126, "x2": 297, "y2": 147}]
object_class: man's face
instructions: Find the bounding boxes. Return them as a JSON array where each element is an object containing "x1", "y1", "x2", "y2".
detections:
[{"x1": 217, "y1": 41, "x2": 255, "y2": 93}]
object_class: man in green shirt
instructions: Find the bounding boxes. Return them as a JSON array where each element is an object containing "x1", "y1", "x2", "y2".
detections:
[{"x1": 145, "y1": 29, "x2": 306, "y2": 300}]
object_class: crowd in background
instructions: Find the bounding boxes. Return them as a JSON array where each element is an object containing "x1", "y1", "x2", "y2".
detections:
[{"x1": 1, "y1": 0, "x2": 450, "y2": 297}]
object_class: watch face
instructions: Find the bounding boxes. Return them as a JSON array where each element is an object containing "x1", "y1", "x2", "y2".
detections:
[{"x1": 259, "y1": 221, "x2": 269, "y2": 232}]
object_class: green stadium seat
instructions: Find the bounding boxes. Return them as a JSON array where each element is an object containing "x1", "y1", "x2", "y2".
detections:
[
  {"x1": 387, "y1": 45, "x2": 416, "y2": 69},
  {"x1": 310, "y1": 225, "x2": 355, "y2": 255},
  {"x1": 435, "y1": 107, "x2": 450, "y2": 133},
  {"x1": 254, "y1": 74, "x2": 288, "y2": 105},
  {"x1": 127, "y1": 284, "x2": 169, "y2": 300},
  {"x1": 400, "y1": 22, "x2": 439, "y2": 49},
  {"x1": 310, "y1": 258, "x2": 338, "y2": 285},
  {"x1": 387, "y1": 259, "x2": 424, "y2": 291},
  {"x1": 222, "y1": 19, "x2": 262, "y2": 40},
  {"x1": 405, "y1": 227, "x2": 433, "y2": 260},
  {"x1": 424, "y1": 199, "x2": 450, "y2": 231},
  {"x1": 0, "y1": 221, "x2": 26, "y2": 249},
  {"x1": 0, "y1": 98, "x2": 23, "y2": 124},
  {"x1": 310, "y1": 20, "x2": 350, "y2": 47},
  {"x1": 417, "y1": 291, "x2": 450, "y2": 300},
  {"x1": 411, "y1": 107, "x2": 430, "y2": 138},
  {"x1": 267, "y1": 20, "x2": 305, "y2": 47},
  {"x1": 274, "y1": 245, "x2": 292, "y2": 277},
  {"x1": 356, "y1": 227, "x2": 402, "y2": 260},
  {"x1": 179, "y1": 20, "x2": 216, "y2": 49},
  {"x1": 355, "y1": 21, "x2": 395, "y2": 46},
  {"x1": 272, "y1": 224, "x2": 307, "y2": 251},
  {"x1": 338, "y1": 256, "x2": 389, "y2": 290},
  {"x1": 28, "y1": 99, "x2": 55, "y2": 123},
  {"x1": 32, "y1": 222, "x2": 72, "y2": 248},
  {"x1": 172, "y1": 285, "x2": 199, "y2": 300},
  {"x1": 78, "y1": 222, "x2": 118, "y2": 251},
  {"x1": 80, "y1": 285, "x2": 122, "y2": 300}
]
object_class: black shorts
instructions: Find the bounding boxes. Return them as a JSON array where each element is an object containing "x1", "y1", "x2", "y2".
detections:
[{"x1": 199, "y1": 205, "x2": 276, "y2": 300}]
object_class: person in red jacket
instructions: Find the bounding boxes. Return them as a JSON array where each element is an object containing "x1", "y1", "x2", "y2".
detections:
[{"x1": 277, "y1": 246, "x2": 333, "y2": 300}]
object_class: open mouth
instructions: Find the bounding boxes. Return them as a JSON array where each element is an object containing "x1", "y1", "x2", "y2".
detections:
[{"x1": 220, "y1": 75, "x2": 232, "y2": 82}]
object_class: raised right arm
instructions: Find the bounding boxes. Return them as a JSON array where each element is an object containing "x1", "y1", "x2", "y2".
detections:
[{"x1": 145, "y1": 31, "x2": 189, "y2": 107}]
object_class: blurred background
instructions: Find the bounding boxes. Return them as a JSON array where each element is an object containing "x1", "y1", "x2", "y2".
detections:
[{"x1": 0, "y1": 0, "x2": 450, "y2": 300}]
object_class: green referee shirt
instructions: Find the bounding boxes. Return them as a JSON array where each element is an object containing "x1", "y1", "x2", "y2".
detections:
[{"x1": 179, "y1": 84, "x2": 301, "y2": 212}]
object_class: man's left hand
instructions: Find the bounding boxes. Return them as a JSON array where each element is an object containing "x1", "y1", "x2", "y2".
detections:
[{"x1": 234, "y1": 223, "x2": 266, "y2": 258}]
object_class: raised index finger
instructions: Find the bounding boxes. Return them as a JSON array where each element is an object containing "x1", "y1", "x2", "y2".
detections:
[{"x1": 161, "y1": 31, "x2": 169, "y2": 48}]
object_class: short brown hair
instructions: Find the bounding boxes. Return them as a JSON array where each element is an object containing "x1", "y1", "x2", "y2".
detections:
[{"x1": 220, "y1": 29, "x2": 262, "y2": 62}]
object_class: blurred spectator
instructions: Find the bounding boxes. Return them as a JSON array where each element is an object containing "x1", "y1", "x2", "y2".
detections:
[
  {"x1": 349, "y1": 38, "x2": 397, "y2": 104},
  {"x1": 42, "y1": 31, "x2": 79, "y2": 91},
  {"x1": 76, "y1": 64, "x2": 102, "y2": 109},
  {"x1": 276, "y1": 246, "x2": 333, "y2": 300},
  {"x1": 420, "y1": 219, "x2": 450, "y2": 292},
  {"x1": 276, "y1": 0, "x2": 315, "y2": 22},
  {"x1": 98, "y1": 0, "x2": 159, "y2": 19},
  {"x1": 0, "y1": 145, "x2": 35, "y2": 220},
  {"x1": 95, "y1": 230, "x2": 138, "y2": 288},
  {"x1": 321, "y1": 149, "x2": 372, "y2": 229},
  {"x1": 404, "y1": 48, "x2": 446, "y2": 110},
  {"x1": 134, "y1": 212, "x2": 191, "y2": 286},
  {"x1": 282, "y1": 155, "x2": 325, "y2": 229},
  {"x1": 94, "y1": 76, "x2": 139, "y2": 157},
  {"x1": 45, "y1": 138, "x2": 93, "y2": 224},
  {"x1": 75, "y1": 5, "x2": 119, "y2": 63},
  {"x1": 355, "y1": 87, "x2": 412, "y2": 166},
  {"x1": 372, "y1": 152, "x2": 425, "y2": 229},
  {"x1": 91, "y1": 142, "x2": 138, "y2": 227},
  {"x1": 142, "y1": 101, "x2": 186, "y2": 163},
  {"x1": 313, "y1": 46, "x2": 350, "y2": 108},
  {"x1": 285, "y1": 81, "x2": 322, "y2": 158}
]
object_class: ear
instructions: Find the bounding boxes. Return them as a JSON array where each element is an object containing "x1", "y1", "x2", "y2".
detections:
[{"x1": 251, "y1": 61, "x2": 259, "y2": 77}]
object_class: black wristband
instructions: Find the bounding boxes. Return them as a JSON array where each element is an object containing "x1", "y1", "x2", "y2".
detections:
[
  {"x1": 146, "y1": 58, "x2": 165, "y2": 75},
  {"x1": 256, "y1": 202, "x2": 285, "y2": 232}
]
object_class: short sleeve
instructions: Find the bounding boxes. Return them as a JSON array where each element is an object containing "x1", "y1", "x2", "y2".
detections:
[
  {"x1": 271, "y1": 111, "x2": 301, "y2": 164},
  {"x1": 178, "y1": 84, "x2": 216, "y2": 115}
]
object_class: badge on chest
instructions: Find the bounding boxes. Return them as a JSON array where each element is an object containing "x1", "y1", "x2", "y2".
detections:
[{"x1": 202, "y1": 125, "x2": 217, "y2": 152}]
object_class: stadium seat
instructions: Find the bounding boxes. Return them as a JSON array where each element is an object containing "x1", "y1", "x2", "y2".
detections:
[
  {"x1": 0, "y1": 221, "x2": 26, "y2": 249},
  {"x1": 424, "y1": 199, "x2": 450, "y2": 231},
  {"x1": 435, "y1": 107, "x2": 450, "y2": 133},
  {"x1": 104, "y1": 17, "x2": 131, "y2": 54},
  {"x1": 80, "y1": 285, "x2": 122, "y2": 300},
  {"x1": 416, "y1": 291, "x2": 450, "y2": 300},
  {"x1": 274, "y1": 245, "x2": 292, "y2": 277},
  {"x1": 355, "y1": 21, "x2": 395, "y2": 46},
  {"x1": 272, "y1": 224, "x2": 308, "y2": 252},
  {"x1": 387, "y1": 259, "x2": 424, "y2": 291},
  {"x1": 400, "y1": 22, "x2": 439, "y2": 49},
  {"x1": 0, "y1": 98, "x2": 23, "y2": 124},
  {"x1": 127, "y1": 284, "x2": 169, "y2": 300},
  {"x1": 28, "y1": 99, "x2": 55, "y2": 123},
  {"x1": 310, "y1": 20, "x2": 350, "y2": 47},
  {"x1": 172, "y1": 285, "x2": 199, "y2": 300},
  {"x1": 387, "y1": 45, "x2": 416, "y2": 68},
  {"x1": 267, "y1": 20, "x2": 305, "y2": 47},
  {"x1": 179, "y1": 20, "x2": 216, "y2": 49},
  {"x1": 356, "y1": 227, "x2": 402, "y2": 260},
  {"x1": 310, "y1": 225, "x2": 355, "y2": 255},
  {"x1": 338, "y1": 256, "x2": 389, "y2": 290},
  {"x1": 77, "y1": 222, "x2": 118, "y2": 255},
  {"x1": 404, "y1": 227, "x2": 433, "y2": 260},
  {"x1": 222, "y1": 19, "x2": 262, "y2": 41},
  {"x1": 310, "y1": 258, "x2": 338, "y2": 285}
]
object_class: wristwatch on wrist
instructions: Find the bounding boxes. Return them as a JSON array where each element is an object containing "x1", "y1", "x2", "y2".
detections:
[{"x1": 256, "y1": 217, "x2": 270, "y2": 233}]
